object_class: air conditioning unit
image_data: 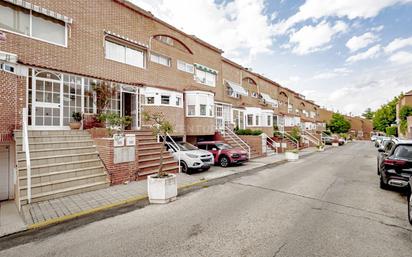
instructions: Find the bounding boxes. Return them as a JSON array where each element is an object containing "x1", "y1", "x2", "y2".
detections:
[{"x1": 1, "y1": 63, "x2": 15, "y2": 73}]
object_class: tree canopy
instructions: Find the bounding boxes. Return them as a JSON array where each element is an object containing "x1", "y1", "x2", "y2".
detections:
[
  {"x1": 362, "y1": 108, "x2": 374, "y2": 120},
  {"x1": 328, "y1": 113, "x2": 351, "y2": 134},
  {"x1": 372, "y1": 95, "x2": 400, "y2": 132}
]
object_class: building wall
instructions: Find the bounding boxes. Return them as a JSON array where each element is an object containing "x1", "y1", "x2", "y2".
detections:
[
  {"x1": 141, "y1": 105, "x2": 185, "y2": 136},
  {"x1": 185, "y1": 117, "x2": 215, "y2": 136},
  {"x1": 318, "y1": 108, "x2": 334, "y2": 123}
]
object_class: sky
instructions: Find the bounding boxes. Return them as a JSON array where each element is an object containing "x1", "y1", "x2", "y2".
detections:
[{"x1": 130, "y1": 0, "x2": 412, "y2": 116}]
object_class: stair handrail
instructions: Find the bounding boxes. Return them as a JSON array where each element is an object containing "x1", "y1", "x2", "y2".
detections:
[
  {"x1": 159, "y1": 132, "x2": 181, "y2": 173},
  {"x1": 266, "y1": 135, "x2": 278, "y2": 154},
  {"x1": 321, "y1": 131, "x2": 330, "y2": 143},
  {"x1": 224, "y1": 126, "x2": 251, "y2": 159},
  {"x1": 302, "y1": 130, "x2": 320, "y2": 146},
  {"x1": 22, "y1": 108, "x2": 32, "y2": 204},
  {"x1": 276, "y1": 130, "x2": 299, "y2": 150}
]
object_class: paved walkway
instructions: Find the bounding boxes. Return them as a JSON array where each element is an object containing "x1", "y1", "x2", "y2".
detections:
[
  {"x1": 0, "y1": 201, "x2": 26, "y2": 237},
  {"x1": 3, "y1": 147, "x2": 321, "y2": 237}
]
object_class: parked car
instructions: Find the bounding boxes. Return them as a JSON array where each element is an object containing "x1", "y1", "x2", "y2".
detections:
[
  {"x1": 166, "y1": 141, "x2": 214, "y2": 174},
  {"x1": 322, "y1": 136, "x2": 334, "y2": 145},
  {"x1": 377, "y1": 139, "x2": 397, "y2": 175},
  {"x1": 196, "y1": 141, "x2": 249, "y2": 167},
  {"x1": 371, "y1": 135, "x2": 378, "y2": 141},
  {"x1": 378, "y1": 140, "x2": 412, "y2": 189},
  {"x1": 407, "y1": 177, "x2": 412, "y2": 225},
  {"x1": 375, "y1": 136, "x2": 390, "y2": 148},
  {"x1": 338, "y1": 138, "x2": 346, "y2": 146}
]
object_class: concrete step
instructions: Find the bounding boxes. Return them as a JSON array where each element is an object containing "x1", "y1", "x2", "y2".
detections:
[
  {"x1": 14, "y1": 130, "x2": 90, "y2": 138},
  {"x1": 138, "y1": 153, "x2": 174, "y2": 162},
  {"x1": 20, "y1": 173, "x2": 107, "y2": 196},
  {"x1": 18, "y1": 159, "x2": 103, "y2": 176},
  {"x1": 17, "y1": 146, "x2": 98, "y2": 159},
  {"x1": 16, "y1": 140, "x2": 95, "y2": 151},
  {"x1": 137, "y1": 165, "x2": 179, "y2": 179},
  {"x1": 19, "y1": 166, "x2": 105, "y2": 186},
  {"x1": 15, "y1": 134, "x2": 91, "y2": 143},
  {"x1": 18, "y1": 152, "x2": 99, "y2": 167},
  {"x1": 20, "y1": 181, "x2": 109, "y2": 205}
]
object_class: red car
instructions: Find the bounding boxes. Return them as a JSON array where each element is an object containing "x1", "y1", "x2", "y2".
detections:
[{"x1": 197, "y1": 141, "x2": 249, "y2": 167}]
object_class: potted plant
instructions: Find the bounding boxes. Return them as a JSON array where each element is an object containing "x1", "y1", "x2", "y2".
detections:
[
  {"x1": 97, "y1": 113, "x2": 132, "y2": 137},
  {"x1": 285, "y1": 149, "x2": 299, "y2": 161},
  {"x1": 143, "y1": 111, "x2": 177, "y2": 204},
  {"x1": 69, "y1": 111, "x2": 82, "y2": 129},
  {"x1": 332, "y1": 137, "x2": 339, "y2": 147},
  {"x1": 316, "y1": 143, "x2": 325, "y2": 152}
]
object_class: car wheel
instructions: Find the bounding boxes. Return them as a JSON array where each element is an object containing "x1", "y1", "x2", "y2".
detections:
[
  {"x1": 219, "y1": 156, "x2": 230, "y2": 167},
  {"x1": 180, "y1": 161, "x2": 189, "y2": 174},
  {"x1": 203, "y1": 166, "x2": 210, "y2": 171},
  {"x1": 380, "y1": 175, "x2": 388, "y2": 190},
  {"x1": 408, "y1": 193, "x2": 412, "y2": 225}
]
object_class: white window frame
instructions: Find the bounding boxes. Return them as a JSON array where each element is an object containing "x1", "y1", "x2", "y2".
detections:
[
  {"x1": 177, "y1": 60, "x2": 194, "y2": 73},
  {"x1": 194, "y1": 67, "x2": 216, "y2": 87},
  {"x1": 142, "y1": 87, "x2": 183, "y2": 108},
  {"x1": 105, "y1": 40, "x2": 146, "y2": 69},
  {"x1": 185, "y1": 91, "x2": 214, "y2": 117},
  {"x1": 150, "y1": 52, "x2": 171, "y2": 67}
]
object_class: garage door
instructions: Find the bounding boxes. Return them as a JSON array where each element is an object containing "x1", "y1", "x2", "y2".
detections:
[{"x1": 0, "y1": 145, "x2": 10, "y2": 201}]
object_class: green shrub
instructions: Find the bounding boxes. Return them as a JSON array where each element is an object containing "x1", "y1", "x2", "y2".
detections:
[
  {"x1": 385, "y1": 126, "x2": 397, "y2": 137},
  {"x1": 235, "y1": 129, "x2": 262, "y2": 136}
]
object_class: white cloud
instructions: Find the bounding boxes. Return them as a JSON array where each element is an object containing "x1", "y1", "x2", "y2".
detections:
[
  {"x1": 289, "y1": 21, "x2": 347, "y2": 55},
  {"x1": 130, "y1": 0, "x2": 274, "y2": 64},
  {"x1": 312, "y1": 67, "x2": 352, "y2": 80},
  {"x1": 384, "y1": 37, "x2": 412, "y2": 53},
  {"x1": 371, "y1": 25, "x2": 384, "y2": 32},
  {"x1": 273, "y1": 0, "x2": 412, "y2": 35},
  {"x1": 389, "y1": 51, "x2": 412, "y2": 64},
  {"x1": 346, "y1": 44, "x2": 382, "y2": 63},
  {"x1": 346, "y1": 32, "x2": 379, "y2": 52}
]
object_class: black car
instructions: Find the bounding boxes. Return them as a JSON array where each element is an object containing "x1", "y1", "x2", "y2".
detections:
[
  {"x1": 378, "y1": 140, "x2": 412, "y2": 189},
  {"x1": 408, "y1": 176, "x2": 412, "y2": 225},
  {"x1": 377, "y1": 139, "x2": 397, "y2": 175}
]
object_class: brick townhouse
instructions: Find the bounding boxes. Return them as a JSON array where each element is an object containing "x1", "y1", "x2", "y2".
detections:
[{"x1": 0, "y1": 0, "x2": 328, "y2": 206}]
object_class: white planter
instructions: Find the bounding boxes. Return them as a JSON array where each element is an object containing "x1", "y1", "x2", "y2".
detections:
[
  {"x1": 285, "y1": 152, "x2": 299, "y2": 161},
  {"x1": 332, "y1": 142, "x2": 339, "y2": 147},
  {"x1": 317, "y1": 147, "x2": 325, "y2": 152},
  {"x1": 147, "y1": 174, "x2": 177, "y2": 204}
]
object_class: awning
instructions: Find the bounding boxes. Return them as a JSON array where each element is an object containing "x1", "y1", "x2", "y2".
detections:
[
  {"x1": 260, "y1": 93, "x2": 278, "y2": 107},
  {"x1": 194, "y1": 63, "x2": 218, "y2": 74},
  {"x1": 4, "y1": 0, "x2": 73, "y2": 24},
  {"x1": 225, "y1": 80, "x2": 248, "y2": 96}
]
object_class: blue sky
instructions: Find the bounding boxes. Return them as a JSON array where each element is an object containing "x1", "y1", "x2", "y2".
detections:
[{"x1": 131, "y1": 0, "x2": 412, "y2": 115}]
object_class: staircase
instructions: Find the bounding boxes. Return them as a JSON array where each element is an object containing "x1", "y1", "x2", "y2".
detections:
[
  {"x1": 221, "y1": 127, "x2": 260, "y2": 159},
  {"x1": 133, "y1": 129, "x2": 179, "y2": 180},
  {"x1": 275, "y1": 130, "x2": 300, "y2": 151},
  {"x1": 265, "y1": 136, "x2": 277, "y2": 156},
  {"x1": 301, "y1": 130, "x2": 320, "y2": 147},
  {"x1": 15, "y1": 130, "x2": 109, "y2": 206}
]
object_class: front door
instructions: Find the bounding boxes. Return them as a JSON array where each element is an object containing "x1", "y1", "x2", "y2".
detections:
[
  {"x1": 0, "y1": 145, "x2": 10, "y2": 201},
  {"x1": 121, "y1": 86, "x2": 140, "y2": 130},
  {"x1": 32, "y1": 71, "x2": 64, "y2": 129}
]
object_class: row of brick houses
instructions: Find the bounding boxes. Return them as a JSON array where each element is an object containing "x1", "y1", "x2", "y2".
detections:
[{"x1": 0, "y1": 0, "x2": 370, "y2": 206}]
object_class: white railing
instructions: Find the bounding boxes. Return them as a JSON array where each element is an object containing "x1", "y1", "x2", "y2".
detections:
[
  {"x1": 158, "y1": 132, "x2": 181, "y2": 173},
  {"x1": 266, "y1": 135, "x2": 278, "y2": 154},
  {"x1": 321, "y1": 131, "x2": 330, "y2": 143},
  {"x1": 224, "y1": 126, "x2": 251, "y2": 159},
  {"x1": 302, "y1": 130, "x2": 320, "y2": 146},
  {"x1": 22, "y1": 108, "x2": 32, "y2": 204},
  {"x1": 276, "y1": 130, "x2": 299, "y2": 150}
]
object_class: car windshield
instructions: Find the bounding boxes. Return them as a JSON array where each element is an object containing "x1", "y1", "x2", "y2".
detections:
[
  {"x1": 177, "y1": 142, "x2": 198, "y2": 151},
  {"x1": 216, "y1": 143, "x2": 232, "y2": 150},
  {"x1": 393, "y1": 145, "x2": 412, "y2": 159}
]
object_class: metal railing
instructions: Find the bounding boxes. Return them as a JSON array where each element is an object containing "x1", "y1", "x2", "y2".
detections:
[
  {"x1": 158, "y1": 132, "x2": 181, "y2": 173},
  {"x1": 22, "y1": 108, "x2": 32, "y2": 204},
  {"x1": 266, "y1": 135, "x2": 278, "y2": 154},
  {"x1": 321, "y1": 131, "x2": 330, "y2": 143},
  {"x1": 224, "y1": 126, "x2": 251, "y2": 159},
  {"x1": 302, "y1": 130, "x2": 320, "y2": 146},
  {"x1": 275, "y1": 130, "x2": 299, "y2": 150}
]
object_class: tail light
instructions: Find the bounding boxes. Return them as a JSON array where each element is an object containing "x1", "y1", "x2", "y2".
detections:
[{"x1": 384, "y1": 159, "x2": 407, "y2": 166}]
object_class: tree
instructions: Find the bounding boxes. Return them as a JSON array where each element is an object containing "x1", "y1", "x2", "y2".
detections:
[
  {"x1": 362, "y1": 108, "x2": 374, "y2": 120},
  {"x1": 143, "y1": 112, "x2": 174, "y2": 178},
  {"x1": 372, "y1": 95, "x2": 400, "y2": 132},
  {"x1": 398, "y1": 105, "x2": 412, "y2": 135},
  {"x1": 328, "y1": 113, "x2": 351, "y2": 134}
]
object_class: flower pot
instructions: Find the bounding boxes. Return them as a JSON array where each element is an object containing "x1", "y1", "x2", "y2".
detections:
[
  {"x1": 69, "y1": 122, "x2": 81, "y2": 129},
  {"x1": 147, "y1": 174, "x2": 177, "y2": 204},
  {"x1": 317, "y1": 147, "x2": 325, "y2": 152},
  {"x1": 285, "y1": 151, "x2": 299, "y2": 161},
  {"x1": 332, "y1": 142, "x2": 339, "y2": 147}
]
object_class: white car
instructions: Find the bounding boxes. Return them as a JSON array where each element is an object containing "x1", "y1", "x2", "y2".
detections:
[{"x1": 167, "y1": 141, "x2": 214, "y2": 173}]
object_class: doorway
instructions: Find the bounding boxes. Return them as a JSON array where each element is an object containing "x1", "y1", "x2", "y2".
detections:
[
  {"x1": 121, "y1": 86, "x2": 140, "y2": 130},
  {"x1": 0, "y1": 145, "x2": 10, "y2": 201}
]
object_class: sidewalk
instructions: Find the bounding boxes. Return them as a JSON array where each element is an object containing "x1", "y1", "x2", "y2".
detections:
[
  {"x1": 0, "y1": 201, "x2": 26, "y2": 237},
  {"x1": 2, "y1": 147, "x2": 320, "y2": 237}
]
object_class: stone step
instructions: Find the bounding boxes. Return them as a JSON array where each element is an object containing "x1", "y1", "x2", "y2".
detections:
[
  {"x1": 137, "y1": 165, "x2": 179, "y2": 179},
  {"x1": 138, "y1": 160, "x2": 178, "y2": 173},
  {"x1": 137, "y1": 141, "x2": 162, "y2": 148},
  {"x1": 138, "y1": 152, "x2": 174, "y2": 162},
  {"x1": 19, "y1": 166, "x2": 105, "y2": 186},
  {"x1": 20, "y1": 181, "x2": 109, "y2": 205},
  {"x1": 20, "y1": 173, "x2": 107, "y2": 196},
  {"x1": 17, "y1": 146, "x2": 98, "y2": 159},
  {"x1": 16, "y1": 140, "x2": 95, "y2": 151},
  {"x1": 14, "y1": 130, "x2": 90, "y2": 138},
  {"x1": 15, "y1": 134, "x2": 91, "y2": 143},
  {"x1": 18, "y1": 152, "x2": 99, "y2": 167},
  {"x1": 18, "y1": 159, "x2": 103, "y2": 176}
]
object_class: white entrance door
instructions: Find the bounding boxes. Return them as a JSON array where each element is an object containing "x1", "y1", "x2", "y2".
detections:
[
  {"x1": 0, "y1": 145, "x2": 10, "y2": 201},
  {"x1": 121, "y1": 86, "x2": 140, "y2": 130},
  {"x1": 32, "y1": 72, "x2": 64, "y2": 129}
]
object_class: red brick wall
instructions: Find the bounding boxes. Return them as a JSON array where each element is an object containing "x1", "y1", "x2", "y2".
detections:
[
  {"x1": 238, "y1": 135, "x2": 264, "y2": 156},
  {"x1": 0, "y1": 71, "x2": 25, "y2": 142}
]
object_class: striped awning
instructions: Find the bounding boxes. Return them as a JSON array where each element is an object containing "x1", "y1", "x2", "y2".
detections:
[
  {"x1": 225, "y1": 80, "x2": 248, "y2": 96},
  {"x1": 260, "y1": 93, "x2": 278, "y2": 107},
  {"x1": 4, "y1": 0, "x2": 73, "y2": 24},
  {"x1": 194, "y1": 63, "x2": 218, "y2": 74}
]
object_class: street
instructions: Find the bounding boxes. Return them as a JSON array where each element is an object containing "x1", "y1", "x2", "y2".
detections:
[{"x1": 1, "y1": 142, "x2": 412, "y2": 257}]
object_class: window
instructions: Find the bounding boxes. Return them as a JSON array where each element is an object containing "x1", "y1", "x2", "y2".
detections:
[
  {"x1": 0, "y1": 1, "x2": 67, "y2": 46},
  {"x1": 267, "y1": 115, "x2": 271, "y2": 127},
  {"x1": 176, "y1": 97, "x2": 181, "y2": 106},
  {"x1": 247, "y1": 114, "x2": 253, "y2": 126},
  {"x1": 185, "y1": 92, "x2": 214, "y2": 117},
  {"x1": 105, "y1": 40, "x2": 145, "y2": 68},
  {"x1": 161, "y1": 95, "x2": 170, "y2": 105},
  {"x1": 146, "y1": 96, "x2": 155, "y2": 104},
  {"x1": 177, "y1": 60, "x2": 194, "y2": 73},
  {"x1": 188, "y1": 105, "x2": 196, "y2": 116},
  {"x1": 255, "y1": 116, "x2": 260, "y2": 126},
  {"x1": 151, "y1": 53, "x2": 171, "y2": 67},
  {"x1": 195, "y1": 67, "x2": 216, "y2": 87},
  {"x1": 154, "y1": 35, "x2": 192, "y2": 54}
]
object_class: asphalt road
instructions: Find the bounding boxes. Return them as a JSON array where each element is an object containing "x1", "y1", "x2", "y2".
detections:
[{"x1": 1, "y1": 141, "x2": 412, "y2": 257}]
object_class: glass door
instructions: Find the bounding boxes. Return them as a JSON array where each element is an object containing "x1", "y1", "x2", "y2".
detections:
[{"x1": 32, "y1": 71, "x2": 64, "y2": 129}]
